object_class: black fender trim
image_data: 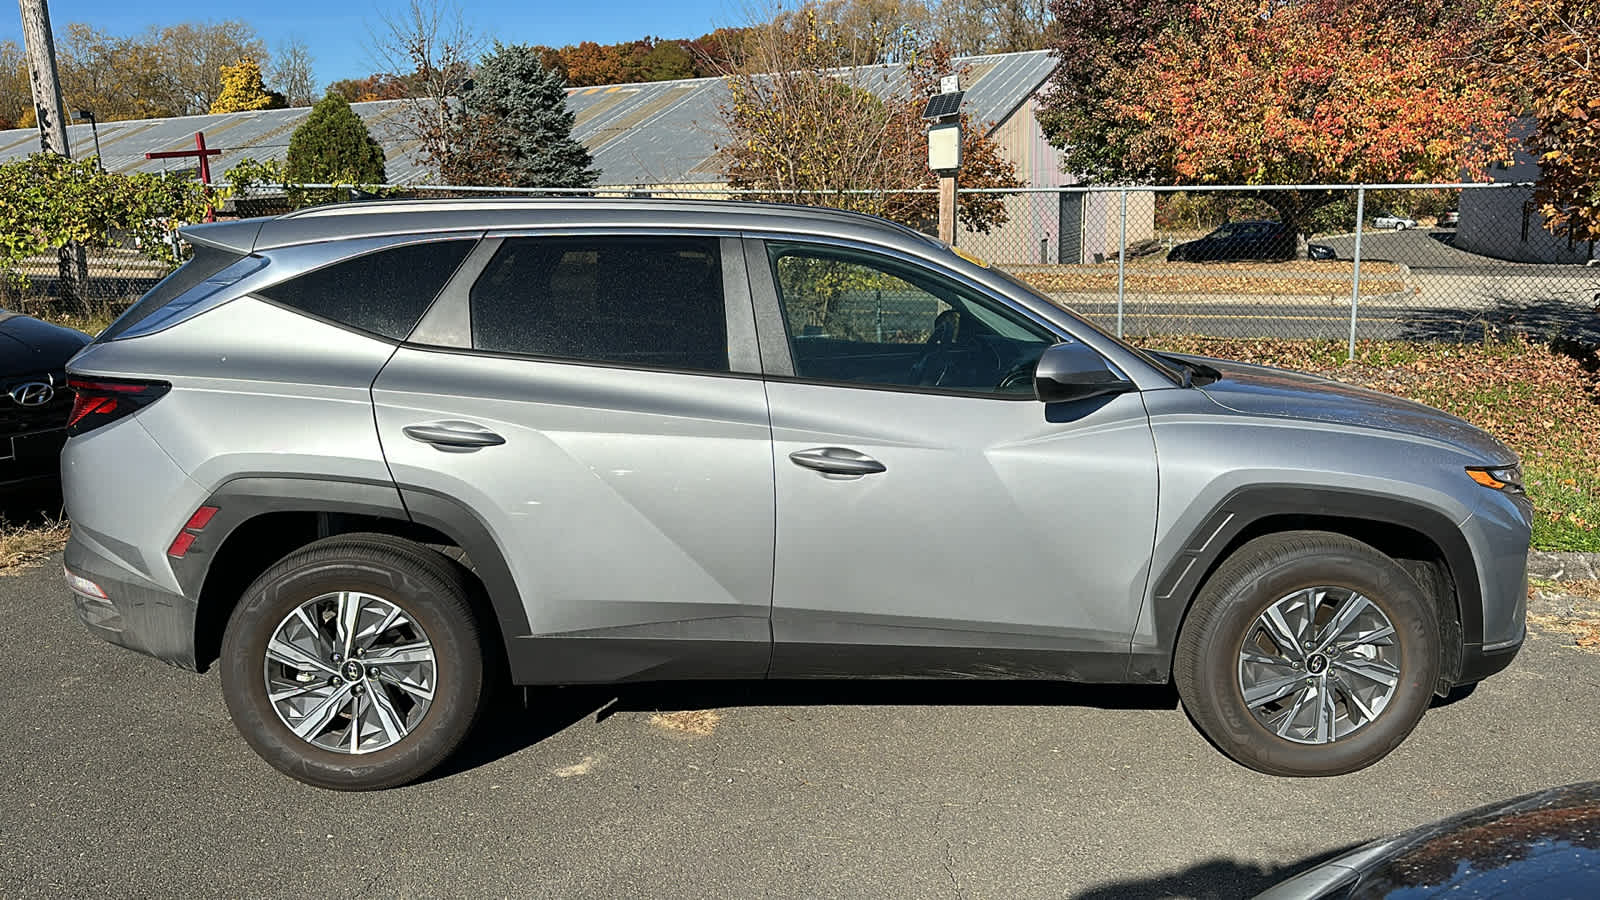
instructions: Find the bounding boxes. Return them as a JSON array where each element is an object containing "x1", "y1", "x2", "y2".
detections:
[
  {"x1": 397, "y1": 485, "x2": 536, "y2": 676},
  {"x1": 1149, "y1": 485, "x2": 1481, "y2": 669},
  {"x1": 173, "y1": 475, "x2": 410, "y2": 600},
  {"x1": 175, "y1": 475, "x2": 533, "y2": 679}
]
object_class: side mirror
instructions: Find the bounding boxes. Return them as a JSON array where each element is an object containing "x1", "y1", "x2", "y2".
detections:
[{"x1": 1034, "y1": 341, "x2": 1136, "y2": 404}]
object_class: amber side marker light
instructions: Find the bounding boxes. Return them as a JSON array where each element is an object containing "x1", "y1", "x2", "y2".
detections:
[{"x1": 1466, "y1": 465, "x2": 1523, "y2": 493}]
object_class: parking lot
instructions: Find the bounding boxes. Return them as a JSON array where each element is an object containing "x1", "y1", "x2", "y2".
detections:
[{"x1": 3, "y1": 555, "x2": 1597, "y2": 899}]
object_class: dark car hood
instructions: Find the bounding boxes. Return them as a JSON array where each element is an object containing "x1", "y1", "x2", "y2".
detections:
[
  {"x1": 1174, "y1": 354, "x2": 1514, "y2": 462},
  {"x1": 1352, "y1": 781, "x2": 1600, "y2": 897},
  {"x1": 1256, "y1": 782, "x2": 1600, "y2": 899},
  {"x1": 0, "y1": 312, "x2": 92, "y2": 378}
]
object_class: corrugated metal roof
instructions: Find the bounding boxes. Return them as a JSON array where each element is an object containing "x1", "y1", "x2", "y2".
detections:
[{"x1": 0, "y1": 49, "x2": 1057, "y2": 187}]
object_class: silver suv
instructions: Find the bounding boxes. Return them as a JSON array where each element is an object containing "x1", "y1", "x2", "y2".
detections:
[{"x1": 61, "y1": 200, "x2": 1530, "y2": 790}]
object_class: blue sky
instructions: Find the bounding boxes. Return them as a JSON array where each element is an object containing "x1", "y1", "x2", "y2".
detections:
[{"x1": 4, "y1": 0, "x2": 751, "y2": 87}]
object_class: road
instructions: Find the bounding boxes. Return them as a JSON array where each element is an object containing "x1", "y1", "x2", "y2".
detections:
[
  {"x1": 3, "y1": 556, "x2": 1598, "y2": 899},
  {"x1": 1048, "y1": 229, "x2": 1598, "y2": 341}
]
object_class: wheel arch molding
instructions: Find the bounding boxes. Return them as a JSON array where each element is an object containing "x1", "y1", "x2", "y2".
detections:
[
  {"x1": 1149, "y1": 485, "x2": 1480, "y2": 682},
  {"x1": 179, "y1": 475, "x2": 531, "y2": 675}
]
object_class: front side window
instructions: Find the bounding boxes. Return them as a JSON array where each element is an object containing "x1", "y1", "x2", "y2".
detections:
[
  {"x1": 768, "y1": 242, "x2": 1057, "y2": 395},
  {"x1": 469, "y1": 236, "x2": 729, "y2": 373},
  {"x1": 257, "y1": 239, "x2": 475, "y2": 340}
]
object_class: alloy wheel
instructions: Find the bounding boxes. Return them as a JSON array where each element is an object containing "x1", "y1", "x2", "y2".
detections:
[
  {"x1": 262, "y1": 590, "x2": 437, "y2": 754},
  {"x1": 1237, "y1": 587, "x2": 1401, "y2": 745}
]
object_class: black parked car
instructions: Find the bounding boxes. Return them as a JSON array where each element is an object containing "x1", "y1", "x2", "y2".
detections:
[
  {"x1": 1167, "y1": 220, "x2": 1298, "y2": 262},
  {"x1": 1257, "y1": 781, "x2": 1600, "y2": 898},
  {"x1": 0, "y1": 312, "x2": 91, "y2": 491}
]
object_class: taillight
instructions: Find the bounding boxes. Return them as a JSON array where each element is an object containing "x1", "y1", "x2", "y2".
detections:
[{"x1": 67, "y1": 377, "x2": 170, "y2": 436}]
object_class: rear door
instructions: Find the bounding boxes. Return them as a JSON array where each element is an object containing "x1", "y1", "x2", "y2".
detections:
[{"x1": 372, "y1": 233, "x2": 775, "y2": 683}]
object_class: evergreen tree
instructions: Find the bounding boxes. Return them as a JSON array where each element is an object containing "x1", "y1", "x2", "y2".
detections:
[
  {"x1": 441, "y1": 43, "x2": 598, "y2": 188},
  {"x1": 284, "y1": 94, "x2": 387, "y2": 204}
]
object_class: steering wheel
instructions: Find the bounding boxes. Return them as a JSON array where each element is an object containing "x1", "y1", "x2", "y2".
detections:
[{"x1": 996, "y1": 359, "x2": 1036, "y2": 393}]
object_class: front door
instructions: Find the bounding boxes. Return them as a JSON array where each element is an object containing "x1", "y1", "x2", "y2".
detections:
[
  {"x1": 373, "y1": 234, "x2": 775, "y2": 682},
  {"x1": 754, "y1": 239, "x2": 1160, "y2": 679}
]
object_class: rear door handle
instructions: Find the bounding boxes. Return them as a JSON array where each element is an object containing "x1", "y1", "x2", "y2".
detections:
[
  {"x1": 788, "y1": 447, "x2": 886, "y2": 476},
  {"x1": 402, "y1": 421, "x2": 506, "y2": 451}
]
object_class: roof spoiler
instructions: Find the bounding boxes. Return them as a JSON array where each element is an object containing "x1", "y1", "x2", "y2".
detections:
[{"x1": 177, "y1": 219, "x2": 265, "y2": 255}]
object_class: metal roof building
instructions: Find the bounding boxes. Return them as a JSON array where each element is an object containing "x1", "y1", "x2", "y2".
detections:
[
  {"x1": 1, "y1": 49, "x2": 1145, "y2": 264},
  {"x1": 0, "y1": 50, "x2": 1059, "y2": 188}
]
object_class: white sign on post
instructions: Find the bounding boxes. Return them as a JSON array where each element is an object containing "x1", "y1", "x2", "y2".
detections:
[{"x1": 940, "y1": 74, "x2": 960, "y2": 94}]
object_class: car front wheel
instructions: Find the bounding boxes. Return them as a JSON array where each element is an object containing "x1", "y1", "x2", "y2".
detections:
[
  {"x1": 1174, "y1": 530, "x2": 1440, "y2": 777},
  {"x1": 220, "y1": 534, "x2": 486, "y2": 790}
]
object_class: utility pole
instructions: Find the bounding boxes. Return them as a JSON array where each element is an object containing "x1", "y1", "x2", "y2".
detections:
[
  {"x1": 18, "y1": 0, "x2": 89, "y2": 310},
  {"x1": 923, "y1": 75, "x2": 964, "y2": 246},
  {"x1": 18, "y1": 0, "x2": 69, "y2": 157}
]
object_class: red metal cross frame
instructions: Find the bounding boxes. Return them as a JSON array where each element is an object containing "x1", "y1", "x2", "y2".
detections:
[{"x1": 146, "y1": 131, "x2": 223, "y2": 221}]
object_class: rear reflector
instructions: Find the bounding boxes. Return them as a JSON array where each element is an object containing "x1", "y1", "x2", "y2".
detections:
[
  {"x1": 185, "y1": 506, "x2": 219, "y2": 530},
  {"x1": 168, "y1": 504, "x2": 221, "y2": 558},
  {"x1": 167, "y1": 531, "x2": 198, "y2": 558}
]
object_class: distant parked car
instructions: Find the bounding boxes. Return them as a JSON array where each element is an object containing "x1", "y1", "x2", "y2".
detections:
[
  {"x1": 1438, "y1": 209, "x2": 1460, "y2": 228},
  {"x1": 1256, "y1": 780, "x2": 1600, "y2": 898},
  {"x1": 1166, "y1": 221, "x2": 1296, "y2": 262},
  {"x1": 1371, "y1": 212, "x2": 1419, "y2": 231},
  {"x1": 0, "y1": 311, "x2": 91, "y2": 492}
]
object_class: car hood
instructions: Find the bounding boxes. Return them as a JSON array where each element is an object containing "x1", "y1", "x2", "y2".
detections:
[
  {"x1": 0, "y1": 312, "x2": 92, "y2": 378},
  {"x1": 1173, "y1": 354, "x2": 1514, "y2": 463},
  {"x1": 1257, "y1": 781, "x2": 1600, "y2": 898}
]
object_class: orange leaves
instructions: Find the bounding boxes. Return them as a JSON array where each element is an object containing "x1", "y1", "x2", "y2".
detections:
[{"x1": 1043, "y1": 0, "x2": 1513, "y2": 189}]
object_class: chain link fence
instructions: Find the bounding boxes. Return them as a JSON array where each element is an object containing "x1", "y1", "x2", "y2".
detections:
[
  {"x1": 8, "y1": 182, "x2": 1596, "y2": 349},
  {"x1": 0, "y1": 234, "x2": 179, "y2": 328},
  {"x1": 959, "y1": 184, "x2": 1600, "y2": 349}
]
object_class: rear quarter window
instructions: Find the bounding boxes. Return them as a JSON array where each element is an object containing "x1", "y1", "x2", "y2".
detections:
[
  {"x1": 99, "y1": 244, "x2": 248, "y2": 342},
  {"x1": 257, "y1": 239, "x2": 476, "y2": 340}
]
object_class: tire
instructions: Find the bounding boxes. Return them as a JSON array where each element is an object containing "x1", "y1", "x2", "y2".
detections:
[
  {"x1": 220, "y1": 533, "x2": 486, "y2": 791},
  {"x1": 1174, "y1": 531, "x2": 1440, "y2": 777}
]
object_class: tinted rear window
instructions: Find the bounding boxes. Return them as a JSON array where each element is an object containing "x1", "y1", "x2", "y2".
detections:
[
  {"x1": 99, "y1": 244, "x2": 246, "y2": 342},
  {"x1": 469, "y1": 236, "x2": 728, "y2": 373},
  {"x1": 258, "y1": 240, "x2": 475, "y2": 340}
]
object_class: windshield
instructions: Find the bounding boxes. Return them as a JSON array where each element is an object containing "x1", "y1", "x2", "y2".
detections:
[{"x1": 986, "y1": 265, "x2": 1185, "y2": 385}]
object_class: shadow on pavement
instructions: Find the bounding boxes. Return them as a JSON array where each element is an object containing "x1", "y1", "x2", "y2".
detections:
[
  {"x1": 1390, "y1": 298, "x2": 1600, "y2": 343},
  {"x1": 1071, "y1": 842, "x2": 1365, "y2": 900},
  {"x1": 430, "y1": 678, "x2": 1181, "y2": 781}
]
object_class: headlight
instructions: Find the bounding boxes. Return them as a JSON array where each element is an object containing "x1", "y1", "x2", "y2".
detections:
[{"x1": 1467, "y1": 464, "x2": 1523, "y2": 493}]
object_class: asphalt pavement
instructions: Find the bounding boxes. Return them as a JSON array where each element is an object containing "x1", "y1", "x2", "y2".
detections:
[{"x1": 3, "y1": 555, "x2": 1598, "y2": 899}]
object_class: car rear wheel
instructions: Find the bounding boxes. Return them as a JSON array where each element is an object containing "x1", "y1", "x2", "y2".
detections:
[
  {"x1": 1174, "y1": 531, "x2": 1440, "y2": 777},
  {"x1": 220, "y1": 534, "x2": 486, "y2": 790}
]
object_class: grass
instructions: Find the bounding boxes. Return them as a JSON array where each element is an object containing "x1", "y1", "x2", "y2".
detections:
[
  {"x1": 8, "y1": 301, "x2": 123, "y2": 337},
  {"x1": 1146, "y1": 335, "x2": 1600, "y2": 553},
  {"x1": 0, "y1": 518, "x2": 70, "y2": 574}
]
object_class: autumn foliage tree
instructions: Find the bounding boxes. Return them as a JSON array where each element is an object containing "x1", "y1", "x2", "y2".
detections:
[
  {"x1": 210, "y1": 59, "x2": 287, "y2": 113},
  {"x1": 1484, "y1": 0, "x2": 1600, "y2": 243},
  {"x1": 720, "y1": 9, "x2": 1022, "y2": 234},
  {"x1": 1038, "y1": 0, "x2": 1512, "y2": 245}
]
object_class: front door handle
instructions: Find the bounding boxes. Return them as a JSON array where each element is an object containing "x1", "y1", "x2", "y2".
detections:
[
  {"x1": 789, "y1": 447, "x2": 886, "y2": 476},
  {"x1": 402, "y1": 421, "x2": 506, "y2": 451}
]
